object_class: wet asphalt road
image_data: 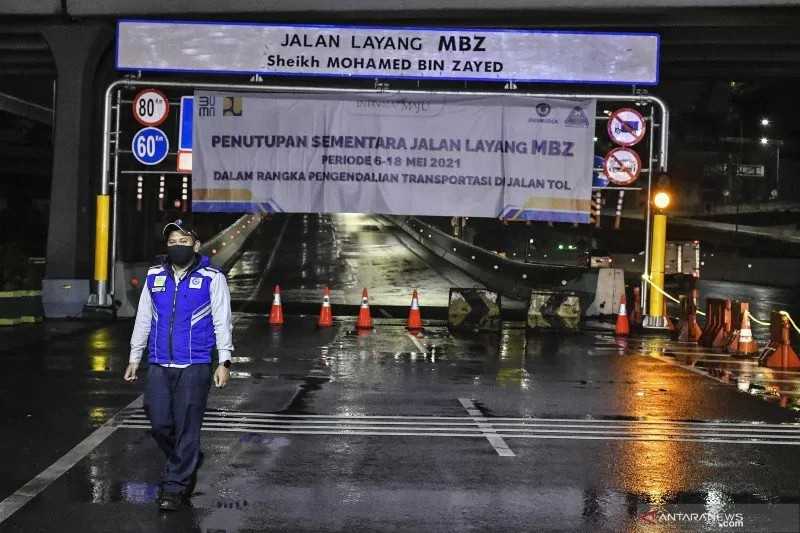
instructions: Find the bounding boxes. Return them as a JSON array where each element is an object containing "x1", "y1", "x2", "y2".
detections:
[{"x1": 1, "y1": 214, "x2": 799, "y2": 532}]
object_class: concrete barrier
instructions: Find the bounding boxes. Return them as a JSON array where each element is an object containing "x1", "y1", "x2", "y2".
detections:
[
  {"x1": 0, "y1": 290, "x2": 44, "y2": 326},
  {"x1": 448, "y1": 288, "x2": 501, "y2": 332},
  {"x1": 527, "y1": 290, "x2": 581, "y2": 331}
]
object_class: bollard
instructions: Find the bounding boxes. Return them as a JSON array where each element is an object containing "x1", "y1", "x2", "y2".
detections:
[
  {"x1": 699, "y1": 299, "x2": 720, "y2": 348},
  {"x1": 760, "y1": 312, "x2": 800, "y2": 369},
  {"x1": 677, "y1": 291, "x2": 703, "y2": 342},
  {"x1": 663, "y1": 300, "x2": 676, "y2": 332},
  {"x1": 700, "y1": 298, "x2": 732, "y2": 349},
  {"x1": 726, "y1": 301, "x2": 759, "y2": 356},
  {"x1": 629, "y1": 286, "x2": 642, "y2": 327}
]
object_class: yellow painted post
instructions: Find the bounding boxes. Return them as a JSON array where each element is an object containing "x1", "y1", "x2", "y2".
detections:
[
  {"x1": 94, "y1": 195, "x2": 110, "y2": 303},
  {"x1": 647, "y1": 213, "x2": 667, "y2": 318}
]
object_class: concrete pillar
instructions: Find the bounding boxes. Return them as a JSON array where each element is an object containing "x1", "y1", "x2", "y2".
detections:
[{"x1": 40, "y1": 24, "x2": 112, "y2": 316}]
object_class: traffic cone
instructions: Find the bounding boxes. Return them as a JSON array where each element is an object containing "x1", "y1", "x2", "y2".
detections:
[
  {"x1": 269, "y1": 285, "x2": 284, "y2": 326},
  {"x1": 407, "y1": 289, "x2": 423, "y2": 331},
  {"x1": 318, "y1": 287, "x2": 333, "y2": 327},
  {"x1": 356, "y1": 288, "x2": 373, "y2": 329},
  {"x1": 615, "y1": 295, "x2": 629, "y2": 337}
]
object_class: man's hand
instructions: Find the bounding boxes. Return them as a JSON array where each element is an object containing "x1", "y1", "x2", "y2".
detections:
[
  {"x1": 124, "y1": 363, "x2": 139, "y2": 382},
  {"x1": 214, "y1": 365, "x2": 230, "y2": 388}
]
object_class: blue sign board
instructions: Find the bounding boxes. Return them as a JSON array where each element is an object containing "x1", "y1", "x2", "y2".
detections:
[
  {"x1": 132, "y1": 127, "x2": 169, "y2": 165},
  {"x1": 179, "y1": 96, "x2": 193, "y2": 151}
]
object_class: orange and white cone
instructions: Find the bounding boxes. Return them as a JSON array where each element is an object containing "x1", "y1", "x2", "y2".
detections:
[
  {"x1": 318, "y1": 287, "x2": 333, "y2": 328},
  {"x1": 407, "y1": 289, "x2": 423, "y2": 331},
  {"x1": 356, "y1": 288, "x2": 373, "y2": 330},
  {"x1": 615, "y1": 295, "x2": 630, "y2": 337},
  {"x1": 269, "y1": 285, "x2": 284, "y2": 326}
]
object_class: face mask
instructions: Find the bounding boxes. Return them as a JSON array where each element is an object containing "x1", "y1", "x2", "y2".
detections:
[{"x1": 167, "y1": 245, "x2": 195, "y2": 267}]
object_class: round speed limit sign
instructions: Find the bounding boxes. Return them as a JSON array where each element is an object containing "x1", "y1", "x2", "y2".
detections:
[
  {"x1": 132, "y1": 89, "x2": 169, "y2": 126},
  {"x1": 132, "y1": 127, "x2": 169, "y2": 166},
  {"x1": 603, "y1": 147, "x2": 642, "y2": 186}
]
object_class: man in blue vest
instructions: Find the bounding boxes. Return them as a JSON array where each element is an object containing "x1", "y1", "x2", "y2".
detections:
[{"x1": 124, "y1": 219, "x2": 233, "y2": 511}]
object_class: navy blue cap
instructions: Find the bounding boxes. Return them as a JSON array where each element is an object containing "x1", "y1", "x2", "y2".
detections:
[{"x1": 162, "y1": 219, "x2": 198, "y2": 241}]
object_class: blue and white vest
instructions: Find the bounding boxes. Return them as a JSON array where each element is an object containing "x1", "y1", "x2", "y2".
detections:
[{"x1": 145, "y1": 255, "x2": 219, "y2": 365}]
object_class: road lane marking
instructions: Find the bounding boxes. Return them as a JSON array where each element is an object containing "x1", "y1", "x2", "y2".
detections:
[
  {"x1": 458, "y1": 398, "x2": 515, "y2": 456},
  {"x1": 118, "y1": 424, "x2": 800, "y2": 446},
  {"x1": 118, "y1": 408, "x2": 800, "y2": 446},
  {"x1": 123, "y1": 415, "x2": 800, "y2": 434},
  {"x1": 123, "y1": 408, "x2": 800, "y2": 427},
  {"x1": 0, "y1": 395, "x2": 143, "y2": 525}
]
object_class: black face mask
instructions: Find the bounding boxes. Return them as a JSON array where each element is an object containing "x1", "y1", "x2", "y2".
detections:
[{"x1": 167, "y1": 245, "x2": 195, "y2": 267}]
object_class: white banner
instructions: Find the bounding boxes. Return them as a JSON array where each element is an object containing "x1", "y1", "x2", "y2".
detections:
[
  {"x1": 192, "y1": 92, "x2": 596, "y2": 223},
  {"x1": 117, "y1": 21, "x2": 659, "y2": 85}
]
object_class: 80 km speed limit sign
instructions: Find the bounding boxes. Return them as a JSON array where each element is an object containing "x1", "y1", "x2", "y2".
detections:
[{"x1": 132, "y1": 89, "x2": 169, "y2": 126}]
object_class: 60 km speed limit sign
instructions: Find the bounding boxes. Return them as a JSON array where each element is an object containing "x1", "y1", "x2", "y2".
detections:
[
  {"x1": 603, "y1": 147, "x2": 642, "y2": 186},
  {"x1": 132, "y1": 127, "x2": 169, "y2": 166},
  {"x1": 133, "y1": 89, "x2": 169, "y2": 126}
]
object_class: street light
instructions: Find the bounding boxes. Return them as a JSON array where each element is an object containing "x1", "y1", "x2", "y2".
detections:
[
  {"x1": 760, "y1": 118, "x2": 770, "y2": 127},
  {"x1": 760, "y1": 138, "x2": 783, "y2": 198},
  {"x1": 653, "y1": 191, "x2": 671, "y2": 210}
]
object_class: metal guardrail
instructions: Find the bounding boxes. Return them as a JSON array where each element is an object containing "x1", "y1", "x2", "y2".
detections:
[{"x1": 390, "y1": 215, "x2": 593, "y2": 301}]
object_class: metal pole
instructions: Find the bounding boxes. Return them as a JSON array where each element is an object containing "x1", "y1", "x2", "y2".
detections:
[
  {"x1": 647, "y1": 213, "x2": 668, "y2": 318},
  {"x1": 94, "y1": 82, "x2": 115, "y2": 307},
  {"x1": 776, "y1": 143, "x2": 781, "y2": 197},
  {"x1": 110, "y1": 89, "x2": 122, "y2": 298},
  {"x1": 641, "y1": 106, "x2": 656, "y2": 311},
  {"x1": 92, "y1": 79, "x2": 671, "y2": 305}
]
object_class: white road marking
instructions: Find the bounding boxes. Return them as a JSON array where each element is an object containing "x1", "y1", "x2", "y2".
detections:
[
  {"x1": 118, "y1": 424, "x2": 800, "y2": 446},
  {"x1": 458, "y1": 398, "x2": 515, "y2": 456},
  {"x1": 0, "y1": 395, "x2": 143, "y2": 524},
  {"x1": 123, "y1": 415, "x2": 800, "y2": 434},
  {"x1": 123, "y1": 408, "x2": 800, "y2": 427},
  {"x1": 118, "y1": 407, "x2": 800, "y2": 447},
  {"x1": 407, "y1": 333, "x2": 426, "y2": 353}
]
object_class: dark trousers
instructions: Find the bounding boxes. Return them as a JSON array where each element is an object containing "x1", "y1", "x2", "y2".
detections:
[{"x1": 143, "y1": 364, "x2": 211, "y2": 495}]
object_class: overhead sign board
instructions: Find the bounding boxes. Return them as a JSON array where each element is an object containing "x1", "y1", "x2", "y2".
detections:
[
  {"x1": 116, "y1": 20, "x2": 659, "y2": 85},
  {"x1": 607, "y1": 107, "x2": 646, "y2": 146}
]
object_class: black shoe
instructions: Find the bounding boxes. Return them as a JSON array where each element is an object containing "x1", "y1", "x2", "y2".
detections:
[{"x1": 158, "y1": 492, "x2": 183, "y2": 512}]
